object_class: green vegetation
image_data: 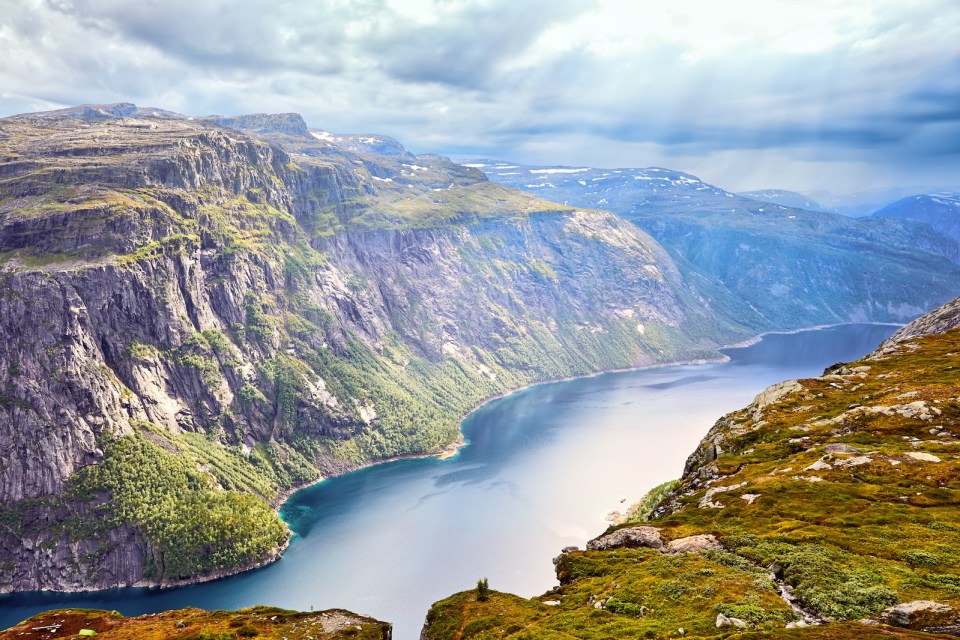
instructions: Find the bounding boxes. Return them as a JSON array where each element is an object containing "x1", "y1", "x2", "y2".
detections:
[
  {"x1": 0, "y1": 607, "x2": 390, "y2": 640},
  {"x1": 476, "y1": 578, "x2": 490, "y2": 602},
  {"x1": 68, "y1": 433, "x2": 287, "y2": 580},
  {"x1": 626, "y1": 480, "x2": 679, "y2": 523},
  {"x1": 345, "y1": 182, "x2": 571, "y2": 231},
  {"x1": 424, "y1": 328, "x2": 960, "y2": 638}
]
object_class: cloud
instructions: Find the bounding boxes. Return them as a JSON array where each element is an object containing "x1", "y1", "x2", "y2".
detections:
[{"x1": 0, "y1": 0, "x2": 958, "y2": 192}]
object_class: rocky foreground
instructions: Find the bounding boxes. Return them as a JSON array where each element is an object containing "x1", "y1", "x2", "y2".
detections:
[
  {"x1": 423, "y1": 297, "x2": 960, "y2": 638},
  {"x1": 0, "y1": 607, "x2": 391, "y2": 640}
]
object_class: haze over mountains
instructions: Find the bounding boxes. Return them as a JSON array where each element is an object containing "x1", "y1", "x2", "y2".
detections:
[
  {"x1": 873, "y1": 193, "x2": 960, "y2": 247},
  {"x1": 467, "y1": 159, "x2": 960, "y2": 328}
]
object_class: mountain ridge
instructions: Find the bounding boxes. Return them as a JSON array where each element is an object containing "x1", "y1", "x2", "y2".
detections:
[{"x1": 471, "y1": 159, "x2": 960, "y2": 328}]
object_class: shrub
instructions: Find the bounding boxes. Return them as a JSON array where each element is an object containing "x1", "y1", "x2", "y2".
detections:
[
  {"x1": 476, "y1": 577, "x2": 490, "y2": 602},
  {"x1": 902, "y1": 549, "x2": 941, "y2": 567}
]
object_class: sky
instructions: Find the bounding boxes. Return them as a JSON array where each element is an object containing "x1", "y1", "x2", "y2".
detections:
[{"x1": 1, "y1": 0, "x2": 959, "y2": 194}]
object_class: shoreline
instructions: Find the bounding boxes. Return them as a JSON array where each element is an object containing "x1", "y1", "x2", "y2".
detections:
[
  {"x1": 6, "y1": 321, "x2": 900, "y2": 597},
  {"x1": 720, "y1": 321, "x2": 902, "y2": 350}
]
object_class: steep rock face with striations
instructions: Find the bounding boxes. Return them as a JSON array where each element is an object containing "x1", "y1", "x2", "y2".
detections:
[
  {"x1": 0, "y1": 106, "x2": 752, "y2": 593},
  {"x1": 423, "y1": 297, "x2": 960, "y2": 639}
]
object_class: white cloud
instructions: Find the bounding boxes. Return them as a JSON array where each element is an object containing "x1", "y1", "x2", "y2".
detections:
[{"x1": 0, "y1": 0, "x2": 958, "y2": 193}]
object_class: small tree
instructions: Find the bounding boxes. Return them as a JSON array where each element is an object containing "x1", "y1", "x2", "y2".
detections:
[{"x1": 476, "y1": 577, "x2": 490, "y2": 602}]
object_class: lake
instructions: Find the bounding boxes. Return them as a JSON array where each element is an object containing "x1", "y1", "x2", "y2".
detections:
[{"x1": 0, "y1": 324, "x2": 896, "y2": 639}]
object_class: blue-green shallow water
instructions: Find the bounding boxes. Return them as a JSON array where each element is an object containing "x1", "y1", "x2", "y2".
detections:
[{"x1": 0, "y1": 324, "x2": 896, "y2": 639}]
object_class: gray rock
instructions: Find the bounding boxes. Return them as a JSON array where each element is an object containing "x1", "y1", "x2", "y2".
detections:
[
  {"x1": 587, "y1": 526, "x2": 663, "y2": 551},
  {"x1": 879, "y1": 600, "x2": 955, "y2": 628},
  {"x1": 730, "y1": 617, "x2": 749, "y2": 629},
  {"x1": 824, "y1": 443, "x2": 863, "y2": 454},
  {"x1": 664, "y1": 534, "x2": 722, "y2": 554}
]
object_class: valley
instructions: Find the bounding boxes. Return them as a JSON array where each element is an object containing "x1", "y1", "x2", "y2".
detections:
[{"x1": 1, "y1": 106, "x2": 958, "y2": 640}]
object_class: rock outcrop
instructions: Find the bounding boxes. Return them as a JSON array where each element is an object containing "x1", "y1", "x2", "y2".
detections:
[{"x1": 881, "y1": 295, "x2": 960, "y2": 347}]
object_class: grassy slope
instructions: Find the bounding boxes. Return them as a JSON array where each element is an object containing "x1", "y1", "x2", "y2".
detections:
[{"x1": 424, "y1": 328, "x2": 960, "y2": 639}]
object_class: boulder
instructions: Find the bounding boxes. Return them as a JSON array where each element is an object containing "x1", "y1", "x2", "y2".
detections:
[
  {"x1": 664, "y1": 534, "x2": 722, "y2": 554},
  {"x1": 905, "y1": 452, "x2": 942, "y2": 463},
  {"x1": 715, "y1": 613, "x2": 747, "y2": 628},
  {"x1": 805, "y1": 458, "x2": 833, "y2": 471},
  {"x1": 824, "y1": 443, "x2": 863, "y2": 454},
  {"x1": 879, "y1": 600, "x2": 955, "y2": 628},
  {"x1": 587, "y1": 526, "x2": 663, "y2": 551}
]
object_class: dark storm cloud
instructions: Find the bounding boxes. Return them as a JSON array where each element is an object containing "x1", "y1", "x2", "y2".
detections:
[
  {"x1": 366, "y1": 0, "x2": 592, "y2": 89},
  {"x1": 44, "y1": 0, "x2": 349, "y2": 75}
]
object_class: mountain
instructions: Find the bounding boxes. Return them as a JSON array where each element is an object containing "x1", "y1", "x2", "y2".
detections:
[
  {"x1": 0, "y1": 107, "x2": 754, "y2": 592},
  {"x1": 471, "y1": 160, "x2": 960, "y2": 329},
  {"x1": 423, "y1": 296, "x2": 960, "y2": 638},
  {"x1": 873, "y1": 193, "x2": 960, "y2": 247},
  {"x1": 809, "y1": 186, "x2": 957, "y2": 218},
  {"x1": 737, "y1": 189, "x2": 830, "y2": 212}
]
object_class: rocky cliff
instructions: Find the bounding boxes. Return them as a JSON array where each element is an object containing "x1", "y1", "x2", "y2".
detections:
[
  {"x1": 0, "y1": 106, "x2": 752, "y2": 592},
  {"x1": 424, "y1": 297, "x2": 960, "y2": 638}
]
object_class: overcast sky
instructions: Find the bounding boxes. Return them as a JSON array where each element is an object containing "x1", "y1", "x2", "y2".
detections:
[{"x1": 2, "y1": 0, "x2": 958, "y2": 193}]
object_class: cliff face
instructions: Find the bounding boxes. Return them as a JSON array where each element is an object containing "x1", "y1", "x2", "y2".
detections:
[
  {"x1": 423, "y1": 297, "x2": 960, "y2": 639},
  {"x1": 0, "y1": 108, "x2": 751, "y2": 592}
]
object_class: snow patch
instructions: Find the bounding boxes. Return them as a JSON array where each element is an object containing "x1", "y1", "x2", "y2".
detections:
[{"x1": 529, "y1": 168, "x2": 590, "y2": 174}]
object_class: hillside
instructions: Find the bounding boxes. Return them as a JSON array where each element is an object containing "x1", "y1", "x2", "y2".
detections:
[
  {"x1": 0, "y1": 106, "x2": 755, "y2": 593},
  {"x1": 737, "y1": 190, "x2": 831, "y2": 213},
  {"x1": 424, "y1": 296, "x2": 960, "y2": 638},
  {"x1": 472, "y1": 161, "x2": 960, "y2": 329}
]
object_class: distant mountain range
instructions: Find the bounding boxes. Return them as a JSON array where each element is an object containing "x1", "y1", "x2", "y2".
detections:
[{"x1": 468, "y1": 160, "x2": 960, "y2": 329}]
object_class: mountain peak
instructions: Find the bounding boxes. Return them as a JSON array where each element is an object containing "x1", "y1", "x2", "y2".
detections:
[
  {"x1": 205, "y1": 112, "x2": 311, "y2": 137},
  {"x1": 9, "y1": 102, "x2": 185, "y2": 122}
]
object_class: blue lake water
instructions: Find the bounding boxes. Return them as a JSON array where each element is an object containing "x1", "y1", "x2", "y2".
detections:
[{"x1": 0, "y1": 324, "x2": 896, "y2": 639}]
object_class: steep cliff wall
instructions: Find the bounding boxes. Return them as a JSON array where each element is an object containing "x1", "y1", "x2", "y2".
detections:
[{"x1": 0, "y1": 109, "x2": 751, "y2": 592}]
